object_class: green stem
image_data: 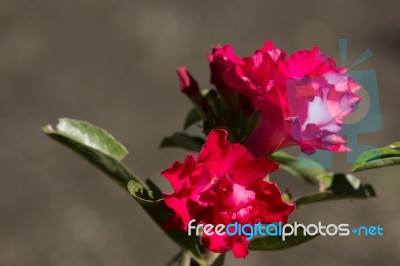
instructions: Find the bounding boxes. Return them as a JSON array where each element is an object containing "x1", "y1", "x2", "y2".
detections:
[
  {"x1": 180, "y1": 251, "x2": 191, "y2": 266},
  {"x1": 204, "y1": 251, "x2": 220, "y2": 265}
]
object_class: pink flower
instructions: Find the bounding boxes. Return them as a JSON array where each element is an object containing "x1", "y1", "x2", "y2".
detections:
[
  {"x1": 177, "y1": 66, "x2": 200, "y2": 98},
  {"x1": 177, "y1": 66, "x2": 213, "y2": 117},
  {"x1": 210, "y1": 42, "x2": 361, "y2": 156},
  {"x1": 208, "y1": 45, "x2": 256, "y2": 116},
  {"x1": 162, "y1": 129, "x2": 295, "y2": 258},
  {"x1": 209, "y1": 41, "x2": 285, "y2": 97}
]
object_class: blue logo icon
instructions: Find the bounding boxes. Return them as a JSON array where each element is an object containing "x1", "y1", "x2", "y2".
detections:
[{"x1": 296, "y1": 39, "x2": 382, "y2": 168}]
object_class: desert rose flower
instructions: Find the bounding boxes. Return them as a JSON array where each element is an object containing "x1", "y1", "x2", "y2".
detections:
[
  {"x1": 177, "y1": 66, "x2": 201, "y2": 102},
  {"x1": 163, "y1": 129, "x2": 295, "y2": 258},
  {"x1": 210, "y1": 42, "x2": 361, "y2": 156},
  {"x1": 177, "y1": 64, "x2": 257, "y2": 141},
  {"x1": 208, "y1": 46, "x2": 253, "y2": 115},
  {"x1": 176, "y1": 66, "x2": 216, "y2": 123},
  {"x1": 209, "y1": 41, "x2": 286, "y2": 97}
]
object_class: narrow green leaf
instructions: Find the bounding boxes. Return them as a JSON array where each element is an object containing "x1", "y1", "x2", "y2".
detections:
[
  {"x1": 43, "y1": 118, "x2": 145, "y2": 191},
  {"x1": 160, "y1": 133, "x2": 205, "y2": 152},
  {"x1": 352, "y1": 142, "x2": 400, "y2": 172},
  {"x1": 183, "y1": 108, "x2": 202, "y2": 130},
  {"x1": 249, "y1": 227, "x2": 317, "y2": 250},
  {"x1": 127, "y1": 181, "x2": 206, "y2": 266},
  {"x1": 294, "y1": 173, "x2": 376, "y2": 207},
  {"x1": 271, "y1": 151, "x2": 326, "y2": 185}
]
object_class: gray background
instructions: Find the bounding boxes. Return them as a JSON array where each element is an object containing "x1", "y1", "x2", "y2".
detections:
[{"x1": 1, "y1": 0, "x2": 399, "y2": 265}]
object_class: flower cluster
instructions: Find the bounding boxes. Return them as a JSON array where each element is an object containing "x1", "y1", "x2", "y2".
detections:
[
  {"x1": 165, "y1": 41, "x2": 361, "y2": 258},
  {"x1": 163, "y1": 130, "x2": 295, "y2": 258},
  {"x1": 183, "y1": 41, "x2": 361, "y2": 156}
]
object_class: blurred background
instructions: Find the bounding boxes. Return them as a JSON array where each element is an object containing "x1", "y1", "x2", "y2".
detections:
[{"x1": 1, "y1": 0, "x2": 399, "y2": 265}]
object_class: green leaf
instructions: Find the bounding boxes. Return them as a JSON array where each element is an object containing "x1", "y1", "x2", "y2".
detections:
[
  {"x1": 146, "y1": 179, "x2": 163, "y2": 200},
  {"x1": 51, "y1": 118, "x2": 128, "y2": 159},
  {"x1": 184, "y1": 108, "x2": 202, "y2": 130},
  {"x1": 160, "y1": 133, "x2": 205, "y2": 152},
  {"x1": 271, "y1": 151, "x2": 326, "y2": 185},
  {"x1": 294, "y1": 173, "x2": 376, "y2": 207},
  {"x1": 127, "y1": 179, "x2": 155, "y2": 202},
  {"x1": 249, "y1": 226, "x2": 317, "y2": 251},
  {"x1": 43, "y1": 118, "x2": 146, "y2": 192},
  {"x1": 127, "y1": 180, "x2": 206, "y2": 266},
  {"x1": 389, "y1": 141, "x2": 400, "y2": 149},
  {"x1": 352, "y1": 142, "x2": 400, "y2": 172},
  {"x1": 43, "y1": 119, "x2": 204, "y2": 263},
  {"x1": 282, "y1": 192, "x2": 292, "y2": 203}
]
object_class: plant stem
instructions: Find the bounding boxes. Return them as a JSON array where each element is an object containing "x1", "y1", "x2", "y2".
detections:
[
  {"x1": 205, "y1": 251, "x2": 225, "y2": 266},
  {"x1": 180, "y1": 251, "x2": 191, "y2": 266}
]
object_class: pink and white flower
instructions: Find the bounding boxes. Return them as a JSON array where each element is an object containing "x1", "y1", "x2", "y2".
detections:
[{"x1": 210, "y1": 42, "x2": 361, "y2": 156}]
